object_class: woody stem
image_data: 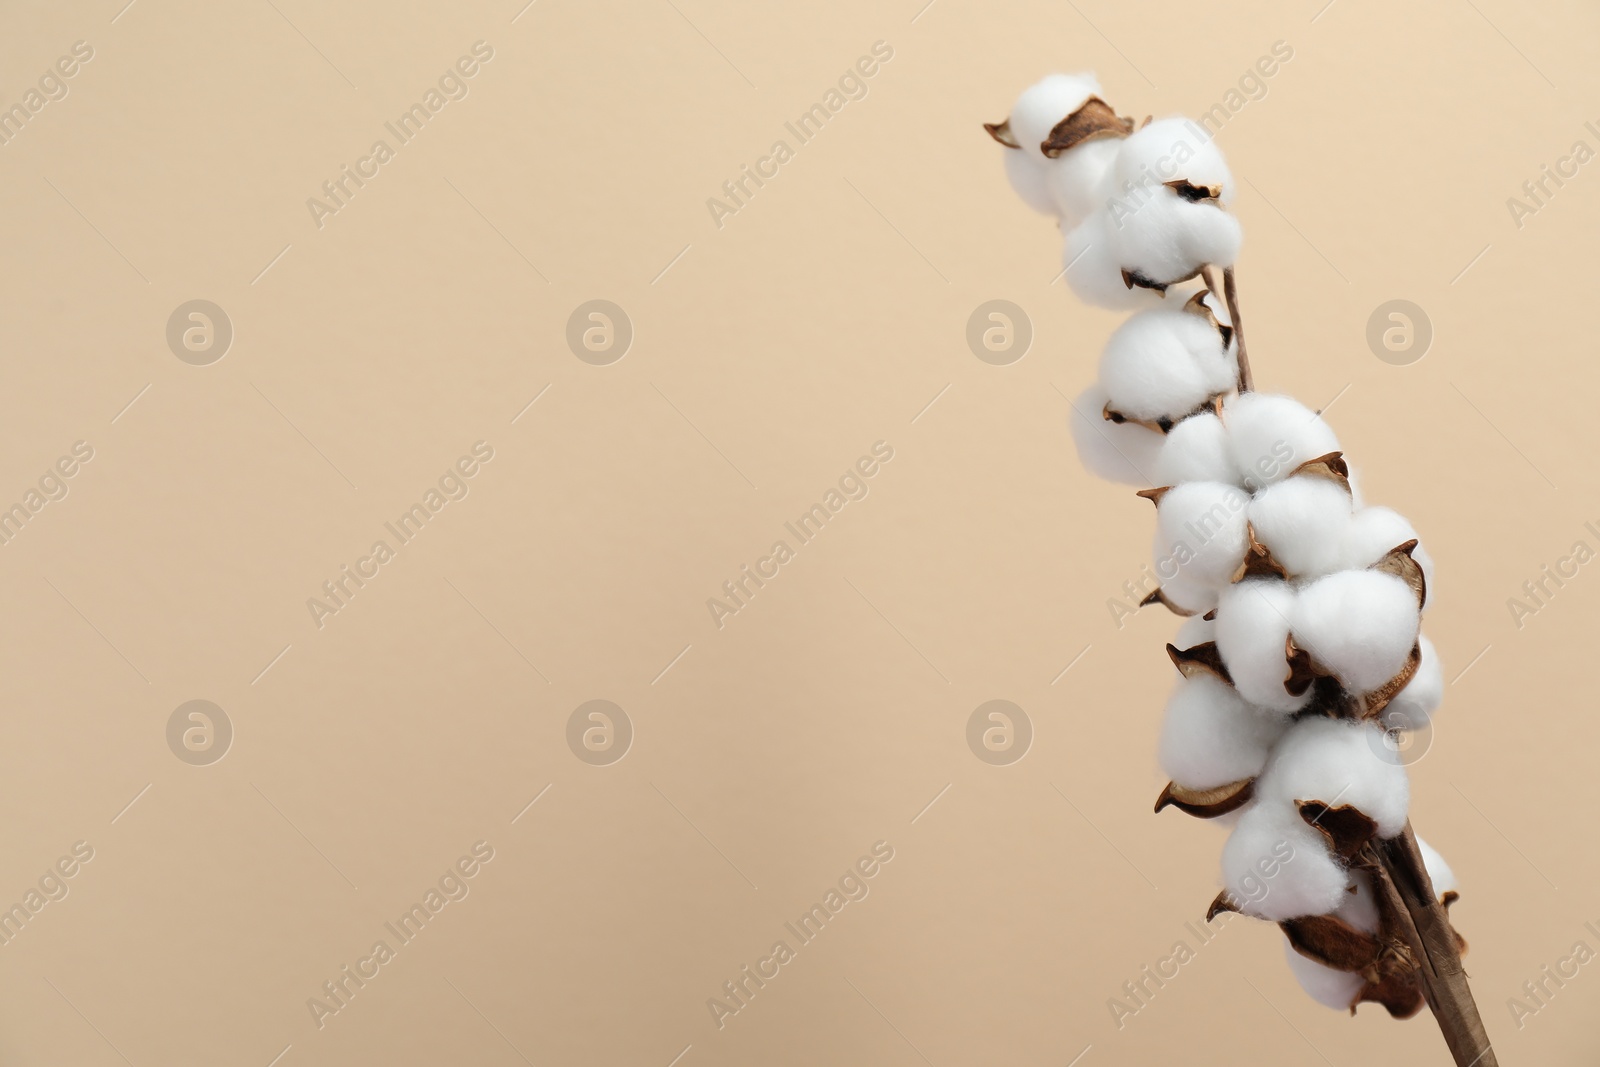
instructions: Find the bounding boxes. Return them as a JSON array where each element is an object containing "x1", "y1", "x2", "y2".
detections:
[
  {"x1": 1372, "y1": 823, "x2": 1498, "y2": 1067},
  {"x1": 1220, "y1": 265, "x2": 1253, "y2": 392}
]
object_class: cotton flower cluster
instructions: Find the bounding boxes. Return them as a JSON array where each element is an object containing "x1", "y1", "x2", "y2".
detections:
[
  {"x1": 990, "y1": 75, "x2": 1467, "y2": 1018},
  {"x1": 986, "y1": 73, "x2": 1241, "y2": 309}
]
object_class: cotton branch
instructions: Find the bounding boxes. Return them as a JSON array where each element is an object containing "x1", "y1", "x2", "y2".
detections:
[{"x1": 986, "y1": 72, "x2": 1496, "y2": 1067}]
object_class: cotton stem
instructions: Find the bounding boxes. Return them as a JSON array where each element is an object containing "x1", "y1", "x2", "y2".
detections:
[
  {"x1": 1372, "y1": 824, "x2": 1498, "y2": 1067},
  {"x1": 1221, "y1": 266, "x2": 1253, "y2": 393}
]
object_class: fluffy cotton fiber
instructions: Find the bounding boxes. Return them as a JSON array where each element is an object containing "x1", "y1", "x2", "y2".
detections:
[
  {"x1": 1173, "y1": 613, "x2": 1216, "y2": 650},
  {"x1": 1291, "y1": 571, "x2": 1420, "y2": 695},
  {"x1": 1100, "y1": 306, "x2": 1236, "y2": 422},
  {"x1": 1283, "y1": 941, "x2": 1365, "y2": 1011},
  {"x1": 1002, "y1": 149, "x2": 1056, "y2": 216},
  {"x1": 1105, "y1": 118, "x2": 1240, "y2": 285},
  {"x1": 1224, "y1": 393, "x2": 1339, "y2": 489},
  {"x1": 1045, "y1": 137, "x2": 1123, "y2": 230},
  {"x1": 1248, "y1": 475, "x2": 1352, "y2": 578},
  {"x1": 1112, "y1": 117, "x2": 1234, "y2": 207},
  {"x1": 1256, "y1": 717, "x2": 1410, "y2": 838},
  {"x1": 1111, "y1": 191, "x2": 1242, "y2": 289},
  {"x1": 1157, "y1": 573, "x2": 1219, "y2": 615},
  {"x1": 1335, "y1": 870, "x2": 1381, "y2": 934},
  {"x1": 1159, "y1": 674, "x2": 1289, "y2": 790},
  {"x1": 1067, "y1": 382, "x2": 1163, "y2": 486},
  {"x1": 1382, "y1": 634, "x2": 1442, "y2": 731},
  {"x1": 1153, "y1": 481, "x2": 1252, "y2": 589},
  {"x1": 1062, "y1": 213, "x2": 1172, "y2": 311},
  {"x1": 1341, "y1": 506, "x2": 1435, "y2": 607},
  {"x1": 1214, "y1": 579, "x2": 1308, "y2": 713},
  {"x1": 1344, "y1": 464, "x2": 1368, "y2": 509},
  {"x1": 1222, "y1": 802, "x2": 1350, "y2": 921},
  {"x1": 1417, "y1": 835, "x2": 1458, "y2": 897},
  {"x1": 1000, "y1": 73, "x2": 1124, "y2": 227},
  {"x1": 1153, "y1": 411, "x2": 1240, "y2": 487}
]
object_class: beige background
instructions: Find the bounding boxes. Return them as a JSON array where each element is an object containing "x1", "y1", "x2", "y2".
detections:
[{"x1": 0, "y1": 0, "x2": 1594, "y2": 1063}]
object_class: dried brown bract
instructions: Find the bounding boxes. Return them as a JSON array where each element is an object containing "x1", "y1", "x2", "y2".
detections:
[
  {"x1": 1156, "y1": 777, "x2": 1255, "y2": 818},
  {"x1": 1040, "y1": 96, "x2": 1134, "y2": 156}
]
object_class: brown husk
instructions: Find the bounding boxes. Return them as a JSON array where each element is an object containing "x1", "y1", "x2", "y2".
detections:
[
  {"x1": 1233, "y1": 522, "x2": 1288, "y2": 582},
  {"x1": 1373, "y1": 539, "x2": 1428, "y2": 607},
  {"x1": 1291, "y1": 451, "x2": 1352, "y2": 494},
  {"x1": 1164, "y1": 179, "x2": 1222, "y2": 203},
  {"x1": 1280, "y1": 912, "x2": 1383, "y2": 972},
  {"x1": 1155, "y1": 777, "x2": 1254, "y2": 818},
  {"x1": 1166, "y1": 641, "x2": 1232, "y2": 683},
  {"x1": 1040, "y1": 97, "x2": 1134, "y2": 157},
  {"x1": 1140, "y1": 587, "x2": 1200, "y2": 617},
  {"x1": 1207, "y1": 890, "x2": 1240, "y2": 921},
  {"x1": 982, "y1": 119, "x2": 1020, "y2": 148},
  {"x1": 1182, "y1": 289, "x2": 1235, "y2": 350},
  {"x1": 1299, "y1": 801, "x2": 1380, "y2": 861}
]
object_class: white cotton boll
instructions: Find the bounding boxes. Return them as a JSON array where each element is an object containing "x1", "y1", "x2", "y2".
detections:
[
  {"x1": 1100, "y1": 307, "x2": 1234, "y2": 423},
  {"x1": 1104, "y1": 119, "x2": 1240, "y2": 284},
  {"x1": 1113, "y1": 118, "x2": 1235, "y2": 207},
  {"x1": 1292, "y1": 571, "x2": 1420, "y2": 695},
  {"x1": 1002, "y1": 149, "x2": 1056, "y2": 216},
  {"x1": 1257, "y1": 717, "x2": 1410, "y2": 838},
  {"x1": 997, "y1": 74, "x2": 1122, "y2": 222},
  {"x1": 1066, "y1": 382, "x2": 1162, "y2": 486},
  {"x1": 1224, "y1": 393, "x2": 1340, "y2": 489},
  {"x1": 1159, "y1": 674, "x2": 1289, "y2": 790},
  {"x1": 1284, "y1": 941, "x2": 1365, "y2": 1011},
  {"x1": 1044, "y1": 137, "x2": 1121, "y2": 229},
  {"x1": 1006, "y1": 73, "x2": 1102, "y2": 166},
  {"x1": 1154, "y1": 412, "x2": 1242, "y2": 487},
  {"x1": 1062, "y1": 213, "x2": 1170, "y2": 311},
  {"x1": 1174, "y1": 613, "x2": 1215, "y2": 649},
  {"x1": 1383, "y1": 634, "x2": 1442, "y2": 731},
  {"x1": 1153, "y1": 481, "x2": 1251, "y2": 589},
  {"x1": 1341, "y1": 506, "x2": 1435, "y2": 606},
  {"x1": 1248, "y1": 476, "x2": 1353, "y2": 578},
  {"x1": 1416, "y1": 836, "x2": 1458, "y2": 897},
  {"x1": 1222, "y1": 802, "x2": 1350, "y2": 921},
  {"x1": 1215, "y1": 579, "x2": 1308, "y2": 713},
  {"x1": 1100, "y1": 320, "x2": 1213, "y2": 423},
  {"x1": 1110, "y1": 191, "x2": 1243, "y2": 286}
]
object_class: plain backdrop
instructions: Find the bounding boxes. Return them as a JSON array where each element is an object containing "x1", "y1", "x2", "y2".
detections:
[{"x1": 0, "y1": 0, "x2": 1595, "y2": 1064}]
